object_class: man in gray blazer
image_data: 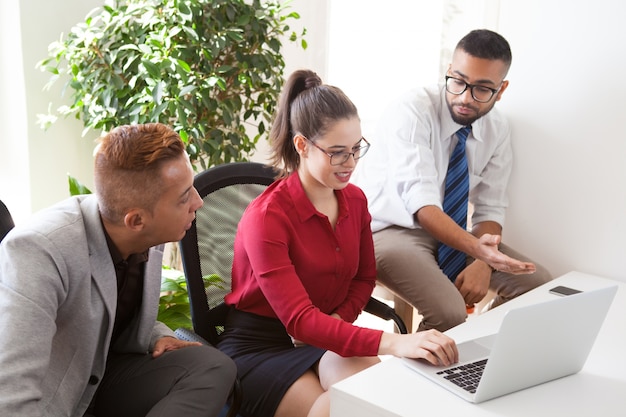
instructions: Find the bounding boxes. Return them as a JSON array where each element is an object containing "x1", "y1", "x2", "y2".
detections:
[{"x1": 0, "y1": 123, "x2": 236, "y2": 416}]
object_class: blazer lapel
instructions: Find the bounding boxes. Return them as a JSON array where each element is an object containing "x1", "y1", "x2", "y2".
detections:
[
  {"x1": 135, "y1": 245, "x2": 165, "y2": 342},
  {"x1": 80, "y1": 196, "x2": 117, "y2": 332}
]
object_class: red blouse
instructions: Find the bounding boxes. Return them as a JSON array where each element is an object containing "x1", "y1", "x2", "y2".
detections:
[{"x1": 225, "y1": 172, "x2": 383, "y2": 357}]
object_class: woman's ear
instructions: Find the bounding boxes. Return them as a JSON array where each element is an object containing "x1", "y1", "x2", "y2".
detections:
[{"x1": 293, "y1": 134, "x2": 307, "y2": 156}]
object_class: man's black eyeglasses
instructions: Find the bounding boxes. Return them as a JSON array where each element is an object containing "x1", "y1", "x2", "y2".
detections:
[
  {"x1": 304, "y1": 137, "x2": 370, "y2": 166},
  {"x1": 445, "y1": 76, "x2": 502, "y2": 103}
]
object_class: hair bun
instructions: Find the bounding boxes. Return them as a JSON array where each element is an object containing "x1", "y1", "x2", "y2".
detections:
[{"x1": 304, "y1": 72, "x2": 322, "y2": 89}]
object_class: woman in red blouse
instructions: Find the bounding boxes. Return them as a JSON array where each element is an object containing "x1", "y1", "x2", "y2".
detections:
[{"x1": 217, "y1": 69, "x2": 458, "y2": 417}]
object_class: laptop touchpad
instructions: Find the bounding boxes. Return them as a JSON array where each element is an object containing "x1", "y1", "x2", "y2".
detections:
[{"x1": 458, "y1": 335, "x2": 495, "y2": 362}]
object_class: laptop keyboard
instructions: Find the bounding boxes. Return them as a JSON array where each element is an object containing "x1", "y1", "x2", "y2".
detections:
[{"x1": 437, "y1": 358, "x2": 488, "y2": 394}]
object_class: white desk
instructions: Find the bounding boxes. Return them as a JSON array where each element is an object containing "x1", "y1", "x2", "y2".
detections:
[{"x1": 331, "y1": 271, "x2": 626, "y2": 416}]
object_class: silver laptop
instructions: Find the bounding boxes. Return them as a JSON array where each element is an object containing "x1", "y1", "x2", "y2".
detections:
[{"x1": 402, "y1": 285, "x2": 618, "y2": 403}]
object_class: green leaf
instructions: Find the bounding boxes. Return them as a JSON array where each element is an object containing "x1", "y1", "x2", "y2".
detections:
[
  {"x1": 151, "y1": 101, "x2": 169, "y2": 121},
  {"x1": 179, "y1": 129, "x2": 189, "y2": 144},
  {"x1": 176, "y1": 59, "x2": 191, "y2": 73},
  {"x1": 142, "y1": 59, "x2": 161, "y2": 79},
  {"x1": 181, "y1": 25, "x2": 199, "y2": 42},
  {"x1": 178, "y1": 1, "x2": 191, "y2": 16},
  {"x1": 179, "y1": 85, "x2": 197, "y2": 96},
  {"x1": 157, "y1": 309, "x2": 192, "y2": 330},
  {"x1": 68, "y1": 174, "x2": 92, "y2": 196},
  {"x1": 237, "y1": 14, "x2": 251, "y2": 25},
  {"x1": 128, "y1": 103, "x2": 144, "y2": 116},
  {"x1": 160, "y1": 279, "x2": 184, "y2": 293},
  {"x1": 152, "y1": 81, "x2": 165, "y2": 104},
  {"x1": 226, "y1": 31, "x2": 244, "y2": 42},
  {"x1": 268, "y1": 38, "x2": 281, "y2": 53},
  {"x1": 215, "y1": 65, "x2": 233, "y2": 74},
  {"x1": 111, "y1": 74, "x2": 125, "y2": 90},
  {"x1": 118, "y1": 44, "x2": 140, "y2": 52}
]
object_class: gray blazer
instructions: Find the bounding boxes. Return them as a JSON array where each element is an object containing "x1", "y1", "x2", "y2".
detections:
[{"x1": 0, "y1": 195, "x2": 175, "y2": 416}]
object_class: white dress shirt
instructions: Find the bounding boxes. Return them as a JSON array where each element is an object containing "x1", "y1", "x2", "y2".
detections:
[{"x1": 353, "y1": 84, "x2": 512, "y2": 232}]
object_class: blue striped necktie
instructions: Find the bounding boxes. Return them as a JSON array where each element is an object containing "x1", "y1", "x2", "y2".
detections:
[{"x1": 438, "y1": 126, "x2": 472, "y2": 282}]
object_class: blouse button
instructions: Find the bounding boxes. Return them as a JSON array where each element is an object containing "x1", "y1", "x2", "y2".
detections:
[{"x1": 335, "y1": 247, "x2": 340, "y2": 252}]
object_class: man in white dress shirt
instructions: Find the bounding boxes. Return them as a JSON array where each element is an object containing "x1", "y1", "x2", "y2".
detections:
[{"x1": 353, "y1": 29, "x2": 552, "y2": 331}]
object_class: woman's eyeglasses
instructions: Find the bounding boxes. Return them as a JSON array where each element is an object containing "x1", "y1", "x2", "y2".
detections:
[{"x1": 304, "y1": 137, "x2": 370, "y2": 166}]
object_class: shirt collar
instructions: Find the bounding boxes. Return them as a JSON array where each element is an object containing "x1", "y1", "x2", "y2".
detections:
[
  {"x1": 438, "y1": 84, "x2": 485, "y2": 143},
  {"x1": 102, "y1": 219, "x2": 149, "y2": 266}
]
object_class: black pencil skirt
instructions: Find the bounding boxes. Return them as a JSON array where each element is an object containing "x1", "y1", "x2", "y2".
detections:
[{"x1": 216, "y1": 308, "x2": 326, "y2": 417}]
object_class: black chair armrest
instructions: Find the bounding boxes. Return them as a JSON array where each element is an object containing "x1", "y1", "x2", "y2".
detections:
[
  {"x1": 175, "y1": 327, "x2": 210, "y2": 345},
  {"x1": 364, "y1": 298, "x2": 408, "y2": 334}
]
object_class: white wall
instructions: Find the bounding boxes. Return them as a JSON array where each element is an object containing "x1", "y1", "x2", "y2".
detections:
[
  {"x1": 497, "y1": 0, "x2": 626, "y2": 281},
  {"x1": 0, "y1": 0, "x2": 101, "y2": 224},
  {"x1": 325, "y1": 1, "x2": 443, "y2": 139},
  {"x1": 0, "y1": 0, "x2": 30, "y2": 224},
  {"x1": 250, "y1": 0, "x2": 330, "y2": 163}
]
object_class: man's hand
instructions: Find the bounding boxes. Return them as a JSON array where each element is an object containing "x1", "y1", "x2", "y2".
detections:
[
  {"x1": 474, "y1": 234, "x2": 536, "y2": 274},
  {"x1": 455, "y1": 260, "x2": 491, "y2": 306},
  {"x1": 152, "y1": 336, "x2": 202, "y2": 358}
]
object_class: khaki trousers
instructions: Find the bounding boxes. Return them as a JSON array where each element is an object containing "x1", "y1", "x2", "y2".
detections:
[{"x1": 373, "y1": 226, "x2": 552, "y2": 332}]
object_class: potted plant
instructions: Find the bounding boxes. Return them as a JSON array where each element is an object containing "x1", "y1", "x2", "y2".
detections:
[
  {"x1": 159, "y1": 268, "x2": 225, "y2": 330},
  {"x1": 37, "y1": 0, "x2": 307, "y2": 169}
]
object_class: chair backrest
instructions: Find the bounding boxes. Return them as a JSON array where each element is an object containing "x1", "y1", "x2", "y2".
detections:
[
  {"x1": 0, "y1": 200, "x2": 15, "y2": 242},
  {"x1": 179, "y1": 162, "x2": 278, "y2": 345}
]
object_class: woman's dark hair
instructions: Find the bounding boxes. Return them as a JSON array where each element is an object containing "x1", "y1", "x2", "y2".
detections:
[{"x1": 269, "y1": 69, "x2": 358, "y2": 177}]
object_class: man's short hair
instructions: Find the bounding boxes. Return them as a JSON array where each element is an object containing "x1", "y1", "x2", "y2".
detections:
[
  {"x1": 94, "y1": 123, "x2": 185, "y2": 223},
  {"x1": 456, "y1": 29, "x2": 512, "y2": 72}
]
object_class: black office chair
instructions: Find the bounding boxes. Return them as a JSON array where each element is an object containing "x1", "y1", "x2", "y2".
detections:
[
  {"x1": 176, "y1": 161, "x2": 407, "y2": 417},
  {"x1": 0, "y1": 200, "x2": 15, "y2": 242}
]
